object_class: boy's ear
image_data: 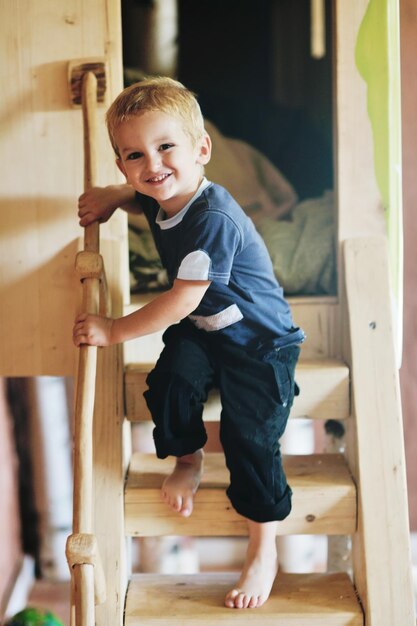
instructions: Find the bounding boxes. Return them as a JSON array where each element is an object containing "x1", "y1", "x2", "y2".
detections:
[
  {"x1": 116, "y1": 157, "x2": 127, "y2": 178},
  {"x1": 196, "y1": 132, "x2": 212, "y2": 166}
]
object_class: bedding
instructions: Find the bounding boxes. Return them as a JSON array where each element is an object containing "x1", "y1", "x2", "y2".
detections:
[
  {"x1": 257, "y1": 192, "x2": 336, "y2": 295},
  {"x1": 128, "y1": 121, "x2": 336, "y2": 296}
]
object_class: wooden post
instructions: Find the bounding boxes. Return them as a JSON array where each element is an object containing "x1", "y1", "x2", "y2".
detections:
[
  {"x1": 93, "y1": 240, "x2": 130, "y2": 626},
  {"x1": 343, "y1": 237, "x2": 415, "y2": 625}
]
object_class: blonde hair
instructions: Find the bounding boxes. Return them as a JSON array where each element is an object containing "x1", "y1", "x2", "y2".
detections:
[{"x1": 106, "y1": 76, "x2": 205, "y2": 156}]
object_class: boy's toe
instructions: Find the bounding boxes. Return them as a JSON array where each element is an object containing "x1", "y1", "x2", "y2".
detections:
[
  {"x1": 224, "y1": 588, "x2": 239, "y2": 608},
  {"x1": 172, "y1": 496, "x2": 182, "y2": 512},
  {"x1": 234, "y1": 592, "x2": 246, "y2": 609},
  {"x1": 248, "y1": 595, "x2": 259, "y2": 608},
  {"x1": 180, "y1": 495, "x2": 193, "y2": 517},
  {"x1": 242, "y1": 594, "x2": 252, "y2": 609}
]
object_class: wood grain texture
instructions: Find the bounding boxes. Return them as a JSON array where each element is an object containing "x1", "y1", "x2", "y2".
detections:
[
  {"x1": 125, "y1": 452, "x2": 356, "y2": 537},
  {"x1": 0, "y1": 0, "x2": 127, "y2": 376},
  {"x1": 92, "y1": 240, "x2": 130, "y2": 626},
  {"x1": 344, "y1": 237, "x2": 415, "y2": 625},
  {"x1": 125, "y1": 572, "x2": 363, "y2": 625}
]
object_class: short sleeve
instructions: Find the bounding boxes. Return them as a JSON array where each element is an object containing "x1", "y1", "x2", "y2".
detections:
[{"x1": 176, "y1": 210, "x2": 242, "y2": 284}]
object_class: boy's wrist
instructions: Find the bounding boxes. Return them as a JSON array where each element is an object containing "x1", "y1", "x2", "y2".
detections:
[
  {"x1": 109, "y1": 317, "x2": 118, "y2": 344},
  {"x1": 109, "y1": 317, "x2": 124, "y2": 345}
]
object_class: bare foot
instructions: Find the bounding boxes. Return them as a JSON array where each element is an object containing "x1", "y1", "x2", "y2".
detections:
[
  {"x1": 161, "y1": 450, "x2": 203, "y2": 517},
  {"x1": 225, "y1": 520, "x2": 278, "y2": 609}
]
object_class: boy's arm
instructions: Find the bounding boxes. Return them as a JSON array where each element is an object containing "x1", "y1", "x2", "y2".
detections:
[
  {"x1": 73, "y1": 279, "x2": 211, "y2": 347},
  {"x1": 78, "y1": 183, "x2": 141, "y2": 227}
]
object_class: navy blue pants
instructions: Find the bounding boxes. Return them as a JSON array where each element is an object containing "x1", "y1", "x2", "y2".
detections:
[{"x1": 144, "y1": 320, "x2": 300, "y2": 523}]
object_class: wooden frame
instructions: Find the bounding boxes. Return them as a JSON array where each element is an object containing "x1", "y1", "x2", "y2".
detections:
[{"x1": 342, "y1": 237, "x2": 414, "y2": 625}]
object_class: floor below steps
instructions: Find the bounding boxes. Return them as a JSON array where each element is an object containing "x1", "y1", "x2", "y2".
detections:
[
  {"x1": 27, "y1": 581, "x2": 70, "y2": 625},
  {"x1": 125, "y1": 572, "x2": 363, "y2": 625}
]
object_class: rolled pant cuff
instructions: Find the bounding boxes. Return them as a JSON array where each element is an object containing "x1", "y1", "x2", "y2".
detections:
[
  {"x1": 227, "y1": 486, "x2": 292, "y2": 523},
  {"x1": 153, "y1": 433, "x2": 207, "y2": 460}
]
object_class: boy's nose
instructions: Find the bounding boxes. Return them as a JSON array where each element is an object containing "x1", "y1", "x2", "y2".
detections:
[{"x1": 145, "y1": 152, "x2": 162, "y2": 172}]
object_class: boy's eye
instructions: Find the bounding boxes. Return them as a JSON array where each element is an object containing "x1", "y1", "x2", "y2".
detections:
[
  {"x1": 159, "y1": 143, "x2": 174, "y2": 151},
  {"x1": 126, "y1": 152, "x2": 142, "y2": 160}
]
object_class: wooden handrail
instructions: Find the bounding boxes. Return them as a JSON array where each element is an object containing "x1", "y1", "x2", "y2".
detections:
[
  {"x1": 72, "y1": 71, "x2": 103, "y2": 537},
  {"x1": 67, "y1": 69, "x2": 109, "y2": 625},
  {"x1": 82, "y1": 71, "x2": 99, "y2": 253}
]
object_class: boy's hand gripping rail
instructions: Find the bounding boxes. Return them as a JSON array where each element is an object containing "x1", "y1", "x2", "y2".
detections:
[{"x1": 66, "y1": 62, "x2": 108, "y2": 626}]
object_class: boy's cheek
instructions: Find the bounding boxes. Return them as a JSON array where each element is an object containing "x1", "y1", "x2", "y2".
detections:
[{"x1": 116, "y1": 157, "x2": 128, "y2": 179}]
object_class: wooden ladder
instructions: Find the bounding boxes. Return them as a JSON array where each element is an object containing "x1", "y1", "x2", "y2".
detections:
[{"x1": 84, "y1": 236, "x2": 415, "y2": 626}]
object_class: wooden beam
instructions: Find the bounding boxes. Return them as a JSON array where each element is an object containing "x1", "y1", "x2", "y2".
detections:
[
  {"x1": 92, "y1": 240, "x2": 130, "y2": 626},
  {"x1": 344, "y1": 237, "x2": 415, "y2": 626},
  {"x1": 124, "y1": 452, "x2": 356, "y2": 537}
]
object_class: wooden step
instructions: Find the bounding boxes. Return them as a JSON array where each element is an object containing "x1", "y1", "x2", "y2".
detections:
[
  {"x1": 124, "y1": 295, "x2": 341, "y2": 362},
  {"x1": 125, "y1": 572, "x2": 363, "y2": 625},
  {"x1": 124, "y1": 358, "x2": 350, "y2": 422},
  {"x1": 125, "y1": 453, "x2": 356, "y2": 537}
]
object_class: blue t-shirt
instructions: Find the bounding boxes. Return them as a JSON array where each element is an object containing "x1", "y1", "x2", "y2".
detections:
[{"x1": 138, "y1": 180, "x2": 304, "y2": 351}]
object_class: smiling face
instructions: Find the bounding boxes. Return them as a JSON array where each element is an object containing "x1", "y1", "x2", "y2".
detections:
[{"x1": 114, "y1": 110, "x2": 211, "y2": 216}]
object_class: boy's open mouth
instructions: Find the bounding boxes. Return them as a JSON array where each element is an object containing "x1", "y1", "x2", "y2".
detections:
[{"x1": 147, "y1": 173, "x2": 172, "y2": 183}]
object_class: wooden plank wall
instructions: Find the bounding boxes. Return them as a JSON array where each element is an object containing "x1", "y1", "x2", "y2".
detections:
[
  {"x1": 334, "y1": 0, "x2": 386, "y2": 245},
  {"x1": 0, "y1": 0, "x2": 127, "y2": 377}
]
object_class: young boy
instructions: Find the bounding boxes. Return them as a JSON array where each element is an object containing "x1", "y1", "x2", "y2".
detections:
[{"x1": 73, "y1": 77, "x2": 304, "y2": 610}]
